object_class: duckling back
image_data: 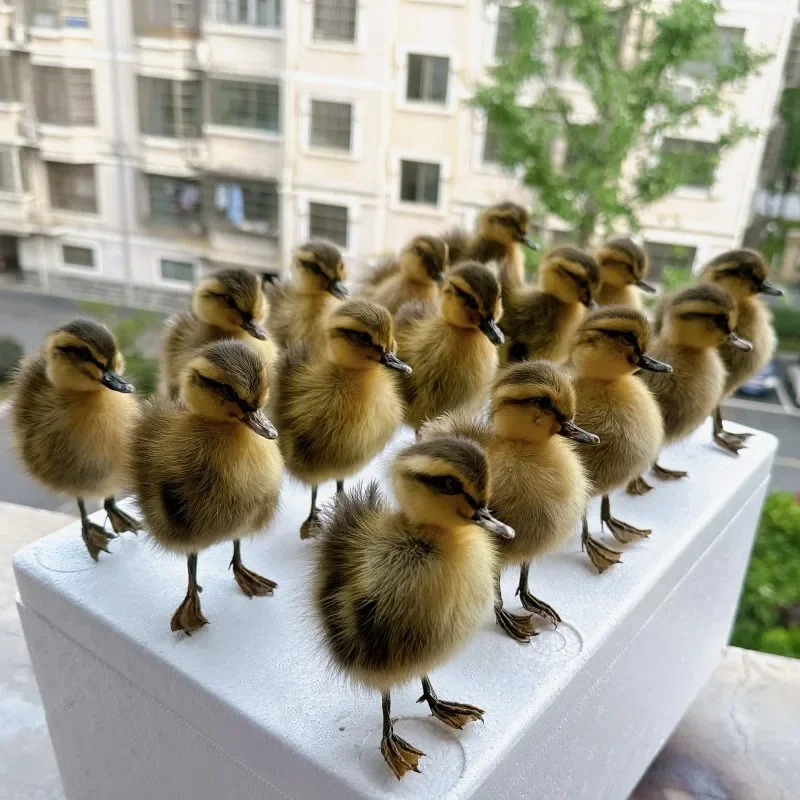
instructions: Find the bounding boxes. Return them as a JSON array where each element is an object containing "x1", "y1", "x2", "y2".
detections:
[{"x1": 501, "y1": 290, "x2": 581, "y2": 363}]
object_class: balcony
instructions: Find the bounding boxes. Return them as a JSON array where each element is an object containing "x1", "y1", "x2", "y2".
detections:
[
  {"x1": 36, "y1": 124, "x2": 106, "y2": 161},
  {"x1": 138, "y1": 136, "x2": 204, "y2": 177},
  {"x1": 134, "y1": 0, "x2": 202, "y2": 74},
  {"x1": 0, "y1": 190, "x2": 37, "y2": 234},
  {"x1": 204, "y1": 126, "x2": 283, "y2": 178}
]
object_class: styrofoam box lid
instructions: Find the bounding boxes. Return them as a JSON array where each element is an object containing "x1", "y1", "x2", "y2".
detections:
[{"x1": 14, "y1": 420, "x2": 776, "y2": 800}]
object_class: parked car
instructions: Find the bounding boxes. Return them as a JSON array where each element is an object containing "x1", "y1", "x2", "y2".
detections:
[{"x1": 738, "y1": 360, "x2": 778, "y2": 398}]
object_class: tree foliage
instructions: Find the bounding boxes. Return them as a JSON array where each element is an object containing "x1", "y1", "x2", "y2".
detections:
[{"x1": 474, "y1": 0, "x2": 770, "y2": 244}]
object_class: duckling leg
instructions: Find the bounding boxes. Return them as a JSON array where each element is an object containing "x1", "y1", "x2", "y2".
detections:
[
  {"x1": 299, "y1": 485, "x2": 321, "y2": 540},
  {"x1": 171, "y1": 553, "x2": 209, "y2": 635},
  {"x1": 230, "y1": 539, "x2": 277, "y2": 597},
  {"x1": 652, "y1": 462, "x2": 688, "y2": 480},
  {"x1": 581, "y1": 512, "x2": 622, "y2": 574},
  {"x1": 417, "y1": 675, "x2": 484, "y2": 730},
  {"x1": 493, "y1": 572, "x2": 536, "y2": 643},
  {"x1": 712, "y1": 406, "x2": 751, "y2": 455},
  {"x1": 626, "y1": 475, "x2": 653, "y2": 496},
  {"x1": 103, "y1": 496, "x2": 142, "y2": 535},
  {"x1": 77, "y1": 498, "x2": 116, "y2": 561},
  {"x1": 601, "y1": 495, "x2": 651, "y2": 544},
  {"x1": 515, "y1": 563, "x2": 561, "y2": 626},
  {"x1": 336, "y1": 479, "x2": 345, "y2": 494},
  {"x1": 380, "y1": 691, "x2": 425, "y2": 780}
]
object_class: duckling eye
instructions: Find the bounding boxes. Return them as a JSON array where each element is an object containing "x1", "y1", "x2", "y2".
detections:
[
  {"x1": 354, "y1": 331, "x2": 372, "y2": 346},
  {"x1": 222, "y1": 295, "x2": 238, "y2": 310},
  {"x1": 58, "y1": 345, "x2": 93, "y2": 362},
  {"x1": 302, "y1": 260, "x2": 323, "y2": 276},
  {"x1": 439, "y1": 476, "x2": 463, "y2": 495},
  {"x1": 621, "y1": 332, "x2": 636, "y2": 347},
  {"x1": 538, "y1": 396, "x2": 552, "y2": 410}
]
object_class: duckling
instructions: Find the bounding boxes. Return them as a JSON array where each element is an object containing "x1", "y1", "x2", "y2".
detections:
[
  {"x1": 394, "y1": 262, "x2": 504, "y2": 430},
  {"x1": 360, "y1": 235, "x2": 449, "y2": 314},
  {"x1": 270, "y1": 299, "x2": 409, "y2": 539},
  {"x1": 501, "y1": 247, "x2": 600, "y2": 364},
  {"x1": 161, "y1": 268, "x2": 273, "y2": 399},
  {"x1": 595, "y1": 237, "x2": 656, "y2": 309},
  {"x1": 10, "y1": 319, "x2": 140, "y2": 560},
  {"x1": 131, "y1": 340, "x2": 282, "y2": 634},
  {"x1": 266, "y1": 241, "x2": 347, "y2": 353},
  {"x1": 571, "y1": 307, "x2": 671, "y2": 572},
  {"x1": 627, "y1": 285, "x2": 753, "y2": 495},
  {"x1": 421, "y1": 360, "x2": 597, "y2": 643},
  {"x1": 697, "y1": 249, "x2": 783, "y2": 453},
  {"x1": 315, "y1": 436, "x2": 513, "y2": 779}
]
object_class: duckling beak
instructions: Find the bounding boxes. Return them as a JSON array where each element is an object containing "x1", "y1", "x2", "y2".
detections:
[
  {"x1": 637, "y1": 352, "x2": 673, "y2": 373},
  {"x1": 242, "y1": 410, "x2": 278, "y2": 439},
  {"x1": 521, "y1": 236, "x2": 539, "y2": 250},
  {"x1": 241, "y1": 319, "x2": 268, "y2": 340},
  {"x1": 758, "y1": 280, "x2": 783, "y2": 296},
  {"x1": 727, "y1": 331, "x2": 753, "y2": 351},
  {"x1": 636, "y1": 279, "x2": 657, "y2": 293},
  {"x1": 101, "y1": 369, "x2": 134, "y2": 394},
  {"x1": 479, "y1": 318, "x2": 505, "y2": 345},
  {"x1": 471, "y1": 507, "x2": 514, "y2": 539},
  {"x1": 380, "y1": 351, "x2": 412, "y2": 373},
  {"x1": 328, "y1": 280, "x2": 348, "y2": 299},
  {"x1": 558, "y1": 420, "x2": 600, "y2": 445}
]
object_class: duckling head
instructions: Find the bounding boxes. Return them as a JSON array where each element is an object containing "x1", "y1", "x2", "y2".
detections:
[
  {"x1": 325, "y1": 299, "x2": 411, "y2": 373},
  {"x1": 44, "y1": 319, "x2": 134, "y2": 394},
  {"x1": 663, "y1": 284, "x2": 752, "y2": 352},
  {"x1": 399, "y1": 235, "x2": 449, "y2": 285},
  {"x1": 572, "y1": 306, "x2": 673, "y2": 380},
  {"x1": 700, "y1": 249, "x2": 782, "y2": 302},
  {"x1": 292, "y1": 241, "x2": 347, "y2": 299},
  {"x1": 440, "y1": 262, "x2": 504, "y2": 344},
  {"x1": 491, "y1": 360, "x2": 599, "y2": 445},
  {"x1": 538, "y1": 247, "x2": 600, "y2": 307},
  {"x1": 595, "y1": 238, "x2": 655, "y2": 294},
  {"x1": 180, "y1": 340, "x2": 277, "y2": 438},
  {"x1": 477, "y1": 202, "x2": 537, "y2": 250},
  {"x1": 194, "y1": 268, "x2": 268, "y2": 339},
  {"x1": 391, "y1": 436, "x2": 514, "y2": 538}
]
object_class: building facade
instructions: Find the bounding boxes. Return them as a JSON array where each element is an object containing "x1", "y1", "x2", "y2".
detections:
[{"x1": 0, "y1": 0, "x2": 794, "y2": 309}]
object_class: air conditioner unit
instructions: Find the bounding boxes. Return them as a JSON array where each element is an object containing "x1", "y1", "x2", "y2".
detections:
[{"x1": 183, "y1": 141, "x2": 208, "y2": 166}]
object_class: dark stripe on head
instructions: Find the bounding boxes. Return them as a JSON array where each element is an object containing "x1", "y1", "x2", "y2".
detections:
[
  {"x1": 547, "y1": 247, "x2": 601, "y2": 284},
  {"x1": 56, "y1": 319, "x2": 117, "y2": 360},
  {"x1": 211, "y1": 268, "x2": 260, "y2": 307},
  {"x1": 450, "y1": 262, "x2": 501, "y2": 308},
  {"x1": 337, "y1": 299, "x2": 393, "y2": 339},
  {"x1": 402, "y1": 437, "x2": 489, "y2": 496},
  {"x1": 673, "y1": 283, "x2": 734, "y2": 310},
  {"x1": 299, "y1": 240, "x2": 342, "y2": 268},
  {"x1": 200, "y1": 339, "x2": 264, "y2": 396},
  {"x1": 494, "y1": 360, "x2": 568, "y2": 392}
]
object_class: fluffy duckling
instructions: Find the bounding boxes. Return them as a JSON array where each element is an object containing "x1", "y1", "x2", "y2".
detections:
[
  {"x1": 10, "y1": 319, "x2": 140, "y2": 560},
  {"x1": 595, "y1": 238, "x2": 655, "y2": 309},
  {"x1": 270, "y1": 299, "x2": 409, "y2": 539},
  {"x1": 361, "y1": 235, "x2": 449, "y2": 314},
  {"x1": 628, "y1": 285, "x2": 752, "y2": 494},
  {"x1": 266, "y1": 241, "x2": 347, "y2": 353},
  {"x1": 131, "y1": 340, "x2": 281, "y2": 634},
  {"x1": 315, "y1": 437, "x2": 513, "y2": 779},
  {"x1": 161, "y1": 268, "x2": 273, "y2": 399},
  {"x1": 394, "y1": 262, "x2": 504, "y2": 430},
  {"x1": 571, "y1": 307, "x2": 672, "y2": 572},
  {"x1": 421, "y1": 360, "x2": 597, "y2": 643},
  {"x1": 501, "y1": 247, "x2": 600, "y2": 364}
]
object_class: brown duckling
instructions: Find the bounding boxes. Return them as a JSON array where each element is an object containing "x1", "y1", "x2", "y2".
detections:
[
  {"x1": 421, "y1": 360, "x2": 596, "y2": 643},
  {"x1": 501, "y1": 247, "x2": 600, "y2": 364},
  {"x1": 394, "y1": 262, "x2": 504, "y2": 430},
  {"x1": 161, "y1": 267, "x2": 273, "y2": 399},
  {"x1": 595, "y1": 237, "x2": 656, "y2": 309},
  {"x1": 131, "y1": 340, "x2": 282, "y2": 634},
  {"x1": 270, "y1": 299, "x2": 409, "y2": 539},
  {"x1": 315, "y1": 436, "x2": 513, "y2": 779},
  {"x1": 571, "y1": 307, "x2": 671, "y2": 572},
  {"x1": 10, "y1": 320, "x2": 140, "y2": 560}
]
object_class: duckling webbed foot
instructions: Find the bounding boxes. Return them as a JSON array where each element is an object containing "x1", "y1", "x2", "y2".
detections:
[
  {"x1": 380, "y1": 692, "x2": 425, "y2": 780},
  {"x1": 582, "y1": 514, "x2": 621, "y2": 574},
  {"x1": 104, "y1": 497, "x2": 142, "y2": 534},
  {"x1": 712, "y1": 406, "x2": 751, "y2": 455},
  {"x1": 77, "y1": 498, "x2": 115, "y2": 561},
  {"x1": 626, "y1": 475, "x2": 653, "y2": 496},
  {"x1": 494, "y1": 574, "x2": 535, "y2": 641},
  {"x1": 300, "y1": 485, "x2": 321, "y2": 540},
  {"x1": 516, "y1": 563, "x2": 560, "y2": 626},
  {"x1": 652, "y1": 462, "x2": 688, "y2": 480},
  {"x1": 230, "y1": 539, "x2": 277, "y2": 597},
  {"x1": 601, "y1": 495, "x2": 651, "y2": 544},
  {"x1": 417, "y1": 676, "x2": 484, "y2": 730},
  {"x1": 171, "y1": 553, "x2": 208, "y2": 635}
]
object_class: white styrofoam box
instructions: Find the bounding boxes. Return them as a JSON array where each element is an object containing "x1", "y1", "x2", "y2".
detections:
[{"x1": 14, "y1": 419, "x2": 775, "y2": 800}]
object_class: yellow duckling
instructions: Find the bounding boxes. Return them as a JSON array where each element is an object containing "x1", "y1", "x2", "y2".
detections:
[
  {"x1": 595, "y1": 238, "x2": 656, "y2": 309},
  {"x1": 394, "y1": 262, "x2": 504, "y2": 430},
  {"x1": 315, "y1": 436, "x2": 513, "y2": 780},
  {"x1": 10, "y1": 319, "x2": 140, "y2": 560},
  {"x1": 266, "y1": 241, "x2": 347, "y2": 353},
  {"x1": 161, "y1": 267, "x2": 273, "y2": 399},
  {"x1": 501, "y1": 247, "x2": 600, "y2": 364},
  {"x1": 270, "y1": 299, "x2": 409, "y2": 539},
  {"x1": 421, "y1": 360, "x2": 597, "y2": 643},
  {"x1": 130, "y1": 340, "x2": 282, "y2": 634},
  {"x1": 628, "y1": 285, "x2": 752, "y2": 494},
  {"x1": 571, "y1": 307, "x2": 672, "y2": 572}
]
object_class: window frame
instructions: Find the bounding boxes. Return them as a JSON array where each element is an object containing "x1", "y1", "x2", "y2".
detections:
[
  {"x1": 312, "y1": 0, "x2": 357, "y2": 44},
  {"x1": 405, "y1": 53, "x2": 450, "y2": 105},
  {"x1": 47, "y1": 162, "x2": 98, "y2": 215},
  {"x1": 206, "y1": 0, "x2": 281, "y2": 28},
  {"x1": 309, "y1": 99, "x2": 353, "y2": 153},
  {"x1": 396, "y1": 45, "x2": 457, "y2": 115},
  {"x1": 0, "y1": 146, "x2": 22, "y2": 193},
  {"x1": 209, "y1": 78, "x2": 281, "y2": 134},
  {"x1": 30, "y1": 0, "x2": 91, "y2": 29},
  {"x1": 159, "y1": 257, "x2": 195, "y2": 284},
  {"x1": 34, "y1": 66, "x2": 96, "y2": 127},
  {"x1": 308, "y1": 201, "x2": 349, "y2": 248},
  {"x1": 145, "y1": 173, "x2": 204, "y2": 233},
  {"x1": 58, "y1": 238, "x2": 100, "y2": 275},
  {"x1": 660, "y1": 137, "x2": 720, "y2": 191},
  {"x1": 133, "y1": 0, "x2": 201, "y2": 38},
  {"x1": 399, "y1": 159, "x2": 441, "y2": 207},
  {"x1": 643, "y1": 240, "x2": 697, "y2": 283},
  {"x1": 138, "y1": 76, "x2": 203, "y2": 139},
  {"x1": 208, "y1": 177, "x2": 280, "y2": 236}
]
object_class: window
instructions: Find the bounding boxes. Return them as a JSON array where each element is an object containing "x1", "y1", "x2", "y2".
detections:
[
  {"x1": 313, "y1": 0, "x2": 356, "y2": 43},
  {"x1": 0, "y1": 55, "x2": 20, "y2": 104},
  {"x1": 62, "y1": 245, "x2": 95, "y2": 269},
  {"x1": 29, "y1": 0, "x2": 90, "y2": 28},
  {"x1": 211, "y1": 179, "x2": 279, "y2": 235},
  {"x1": 133, "y1": 0, "x2": 200, "y2": 37},
  {"x1": 208, "y1": 0, "x2": 280, "y2": 27},
  {"x1": 160, "y1": 259, "x2": 194, "y2": 282},
  {"x1": 661, "y1": 138, "x2": 719, "y2": 189},
  {"x1": 483, "y1": 118, "x2": 500, "y2": 164},
  {"x1": 34, "y1": 68, "x2": 95, "y2": 126},
  {"x1": 310, "y1": 100, "x2": 352, "y2": 151},
  {"x1": 644, "y1": 242, "x2": 697, "y2": 282},
  {"x1": 400, "y1": 160, "x2": 440, "y2": 205},
  {"x1": 147, "y1": 175, "x2": 202, "y2": 230},
  {"x1": 210, "y1": 79, "x2": 280, "y2": 133},
  {"x1": 138, "y1": 78, "x2": 202, "y2": 138},
  {"x1": 406, "y1": 54, "x2": 449, "y2": 104},
  {"x1": 309, "y1": 202, "x2": 348, "y2": 247},
  {"x1": 494, "y1": 6, "x2": 514, "y2": 60},
  {"x1": 47, "y1": 163, "x2": 97, "y2": 213},
  {"x1": 0, "y1": 147, "x2": 17, "y2": 191},
  {"x1": 681, "y1": 26, "x2": 745, "y2": 79}
]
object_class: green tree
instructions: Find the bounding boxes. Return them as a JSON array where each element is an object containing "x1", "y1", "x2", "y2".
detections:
[
  {"x1": 775, "y1": 86, "x2": 800, "y2": 215},
  {"x1": 475, "y1": 0, "x2": 769, "y2": 245}
]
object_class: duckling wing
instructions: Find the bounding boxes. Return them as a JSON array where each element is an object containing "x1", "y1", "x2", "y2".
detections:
[
  {"x1": 502, "y1": 291, "x2": 563, "y2": 360},
  {"x1": 441, "y1": 226, "x2": 471, "y2": 268},
  {"x1": 418, "y1": 410, "x2": 492, "y2": 450},
  {"x1": 270, "y1": 340, "x2": 314, "y2": 431}
]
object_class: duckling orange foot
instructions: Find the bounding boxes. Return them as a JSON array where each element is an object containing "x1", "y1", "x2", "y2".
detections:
[
  {"x1": 380, "y1": 692, "x2": 425, "y2": 780},
  {"x1": 170, "y1": 588, "x2": 208, "y2": 635},
  {"x1": 626, "y1": 475, "x2": 653, "y2": 496},
  {"x1": 104, "y1": 497, "x2": 142, "y2": 534},
  {"x1": 652, "y1": 463, "x2": 688, "y2": 480},
  {"x1": 494, "y1": 604, "x2": 536, "y2": 642},
  {"x1": 417, "y1": 677, "x2": 484, "y2": 730},
  {"x1": 81, "y1": 521, "x2": 115, "y2": 561},
  {"x1": 601, "y1": 495, "x2": 651, "y2": 544}
]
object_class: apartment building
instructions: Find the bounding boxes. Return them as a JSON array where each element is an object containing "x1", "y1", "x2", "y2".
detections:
[{"x1": 0, "y1": 0, "x2": 794, "y2": 309}]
